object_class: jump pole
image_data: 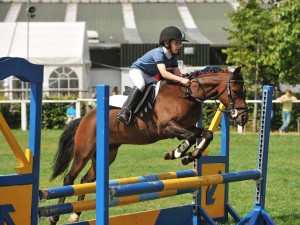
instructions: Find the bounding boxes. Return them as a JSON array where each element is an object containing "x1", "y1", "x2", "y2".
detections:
[
  {"x1": 109, "y1": 170, "x2": 261, "y2": 198},
  {"x1": 38, "y1": 188, "x2": 197, "y2": 218},
  {"x1": 39, "y1": 169, "x2": 197, "y2": 200},
  {"x1": 96, "y1": 85, "x2": 110, "y2": 225}
]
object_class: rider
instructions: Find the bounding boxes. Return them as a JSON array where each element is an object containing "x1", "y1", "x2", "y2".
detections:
[{"x1": 117, "y1": 26, "x2": 191, "y2": 124}]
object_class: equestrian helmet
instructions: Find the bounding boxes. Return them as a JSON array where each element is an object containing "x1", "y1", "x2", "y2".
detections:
[{"x1": 159, "y1": 26, "x2": 189, "y2": 46}]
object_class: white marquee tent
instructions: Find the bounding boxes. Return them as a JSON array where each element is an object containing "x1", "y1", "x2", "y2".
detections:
[{"x1": 0, "y1": 22, "x2": 91, "y2": 98}]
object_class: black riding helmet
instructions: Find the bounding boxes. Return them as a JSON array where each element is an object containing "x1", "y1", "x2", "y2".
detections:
[{"x1": 159, "y1": 26, "x2": 189, "y2": 46}]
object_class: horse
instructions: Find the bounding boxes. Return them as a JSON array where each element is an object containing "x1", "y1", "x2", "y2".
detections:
[{"x1": 48, "y1": 66, "x2": 248, "y2": 224}]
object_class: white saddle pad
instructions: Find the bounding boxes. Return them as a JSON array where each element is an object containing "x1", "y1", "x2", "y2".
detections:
[{"x1": 109, "y1": 81, "x2": 161, "y2": 108}]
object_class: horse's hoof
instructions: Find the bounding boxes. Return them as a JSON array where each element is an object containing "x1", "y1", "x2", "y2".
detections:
[
  {"x1": 164, "y1": 150, "x2": 174, "y2": 160},
  {"x1": 48, "y1": 217, "x2": 58, "y2": 225},
  {"x1": 181, "y1": 158, "x2": 189, "y2": 165},
  {"x1": 68, "y1": 213, "x2": 79, "y2": 223},
  {"x1": 181, "y1": 153, "x2": 193, "y2": 165}
]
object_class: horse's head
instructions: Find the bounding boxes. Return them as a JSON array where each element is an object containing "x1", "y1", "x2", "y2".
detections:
[
  {"x1": 183, "y1": 66, "x2": 248, "y2": 126},
  {"x1": 216, "y1": 66, "x2": 248, "y2": 126}
]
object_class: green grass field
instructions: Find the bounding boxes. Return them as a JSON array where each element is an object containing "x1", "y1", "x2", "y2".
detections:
[{"x1": 0, "y1": 130, "x2": 299, "y2": 224}]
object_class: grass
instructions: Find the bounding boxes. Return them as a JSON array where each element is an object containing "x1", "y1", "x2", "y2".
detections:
[{"x1": 0, "y1": 129, "x2": 299, "y2": 224}]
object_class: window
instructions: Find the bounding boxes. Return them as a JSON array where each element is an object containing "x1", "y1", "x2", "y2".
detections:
[
  {"x1": 49, "y1": 67, "x2": 79, "y2": 96},
  {"x1": 12, "y1": 77, "x2": 31, "y2": 99}
]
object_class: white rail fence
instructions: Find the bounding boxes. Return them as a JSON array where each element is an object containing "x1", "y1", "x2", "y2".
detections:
[{"x1": 0, "y1": 99, "x2": 299, "y2": 132}]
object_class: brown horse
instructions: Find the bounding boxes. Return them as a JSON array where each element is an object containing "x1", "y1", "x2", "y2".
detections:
[{"x1": 48, "y1": 66, "x2": 248, "y2": 224}]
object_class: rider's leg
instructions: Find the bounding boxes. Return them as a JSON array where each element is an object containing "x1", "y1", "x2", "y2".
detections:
[
  {"x1": 117, "y1": 69, "x2": 156, "y2": 124},
  {"x1": 117, "y1": 86, "x2": 143, "y2": 124}
]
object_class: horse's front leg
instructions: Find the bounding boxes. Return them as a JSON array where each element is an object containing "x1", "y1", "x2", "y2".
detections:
[
  {"x1": 162, "y1": 121, "x2": 203, "y2": 160},
  {"x1": 181, "y1": 129, "x2": 213, "y2": 165},
  {"x1": 164, "y1": 139, "x2": 195, "y2": 160}
]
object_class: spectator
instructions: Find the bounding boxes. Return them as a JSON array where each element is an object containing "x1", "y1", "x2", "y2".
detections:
[
  {"x1": 87, "y1": 102, "x2": 94, "y2": 112},
  {"x1": 111, "y1": 86, "x2": 119, "y2": 96},
  {"x1": 66, "y1": 102, "x2": 76, "y2": 124},
  {"x1": 276, "y1": 89, "x2": 297, "y2": 134}
]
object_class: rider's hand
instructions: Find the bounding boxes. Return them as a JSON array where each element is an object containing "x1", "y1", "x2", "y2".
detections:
[{"x1": 181, "y1": 78, "x2": 191, "y2": 86}]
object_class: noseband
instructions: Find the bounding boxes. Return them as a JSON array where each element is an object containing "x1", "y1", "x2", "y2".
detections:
[
  {"x1": 222, "y1": 75, "x2": 248, "y2": 118},
  {"x1": 180, "y1": 72, "x2": 248, "y2": 119}
]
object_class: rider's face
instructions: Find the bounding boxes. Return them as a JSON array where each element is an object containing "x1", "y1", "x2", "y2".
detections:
[{"x1": 170, "y1": 40, "x2": 183, "y2": 54}]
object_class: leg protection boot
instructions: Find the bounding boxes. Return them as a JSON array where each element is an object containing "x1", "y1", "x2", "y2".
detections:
[{"x1": 117, "y1": 87, "x2": 143, "y2": 124}]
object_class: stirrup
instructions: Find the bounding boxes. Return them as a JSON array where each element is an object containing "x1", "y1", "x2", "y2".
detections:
[{"x1": 117, "y1": 110, "x2": 132, "y2": 124}]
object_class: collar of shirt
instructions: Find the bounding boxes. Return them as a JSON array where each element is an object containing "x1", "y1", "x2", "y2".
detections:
[{"x1": 163, "y1": 47, "x2": 172, "y2": 59}]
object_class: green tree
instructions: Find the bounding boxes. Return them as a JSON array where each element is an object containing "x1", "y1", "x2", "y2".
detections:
[
  {"x1": 223, "y1": 0, "x2": 276, "y2": 131},
  {"x1": 267, "y1": 0, "x2": 300, "y2": 85}
]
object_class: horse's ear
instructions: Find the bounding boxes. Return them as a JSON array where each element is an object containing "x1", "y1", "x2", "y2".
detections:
[{"x1": 228, "y1": 66, "x2": 242, "y2": 76}]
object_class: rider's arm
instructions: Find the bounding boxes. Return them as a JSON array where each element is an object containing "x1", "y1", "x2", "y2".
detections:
[
  {"x1": 173, "y1": 67, "x2": 183, "y2": 77},
  {"x1": 157, "y1": 63, "x2": 190, "y2": 85}
]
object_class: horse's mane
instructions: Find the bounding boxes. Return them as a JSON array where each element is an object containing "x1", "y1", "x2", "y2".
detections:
[
  {"x1": 195, "y1": 68, "x2": 227, "y2": 74},
  {"x1": 187, "y1": 66, "x2": 228, "y2": 79},
  {"x1": 188, "y1": 66, "x2": 244, "y2": 82}
]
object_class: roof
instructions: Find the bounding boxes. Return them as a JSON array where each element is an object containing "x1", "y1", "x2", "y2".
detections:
[
  {"x1": 0, "y1": 3, "x2": 10, "y2": 22},
  {"x1": 16, "y1": 3, "x2": 66, "y2": 22},
  {"x1": 133, "y1": 3, "x2": 188, "y2": 43},
  {"x1": 0, "y1": 22, "x2": 90, "y2": 65},
  {"x1": 187, "y1": 2, "x2": 234, "y2": 46},
  {"x1": 77, "y1": 3, "x2": 126, "y2": 43},
  {"x1": 0, "y1": 1, "x2": 236, "y2": 45}
]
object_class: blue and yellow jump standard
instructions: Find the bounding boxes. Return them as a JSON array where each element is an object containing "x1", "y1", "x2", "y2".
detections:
[{"x1": 0, "y1": 57, "x2": 43, "y2": 225}]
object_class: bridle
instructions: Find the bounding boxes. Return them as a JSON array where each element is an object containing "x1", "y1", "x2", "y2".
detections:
[{"x1": 179, "y1": 71, "x2": 248, "y2": 119}]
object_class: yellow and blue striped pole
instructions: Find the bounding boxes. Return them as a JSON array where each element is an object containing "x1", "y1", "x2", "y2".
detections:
[
  {"x1": 38, "y1": 188, "x2": 196, "y2": 217},
  {"x1": 110, "y1": 188, "x2": 196, "y2": 207},
  {"x1": 110, "y1": 170, "x2": 261, "y2": 198},
  {"x1": 39, "y1": 182, "x2": 96, "y2": 200},
  {"x1": 109, "y1": 169, "x2": 197, "y2": 186},
  {"x1": 38, "y1": 200, "x2": 96, "y2": 218},
  {"x1": 39, "y1": 169, "x2": 197, "y2": 200}
]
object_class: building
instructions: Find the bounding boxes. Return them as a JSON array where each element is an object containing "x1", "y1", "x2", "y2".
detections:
[{"x1": 0, "y1": 0, "x2": 239, "y2": 98}]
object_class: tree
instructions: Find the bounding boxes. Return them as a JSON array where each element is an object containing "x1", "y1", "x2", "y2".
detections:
[
  {"x1": 267, "y1": 0, "x2": 300, "y2": 85},
  {"x1": 223, "y1": 0, "x2": 276, "y2": 131}
]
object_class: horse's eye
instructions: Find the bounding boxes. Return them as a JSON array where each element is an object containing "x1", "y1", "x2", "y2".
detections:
[{"x1": 233, "y1": 87, "x2": 246, "y2": 95}]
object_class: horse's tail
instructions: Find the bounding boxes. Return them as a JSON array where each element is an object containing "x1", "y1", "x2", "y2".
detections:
[{"x1": 50, "y1": 118, "x2": 82, "y2": 181}]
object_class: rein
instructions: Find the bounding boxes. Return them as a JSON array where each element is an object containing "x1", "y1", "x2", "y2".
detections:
[{"x1": 179, "y1": 70, "x2": 248, "y2": 118}]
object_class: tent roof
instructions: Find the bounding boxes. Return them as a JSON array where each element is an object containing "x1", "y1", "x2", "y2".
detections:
[{"x1": 0, "y1": 22, "x2": 90, "y2": 65}]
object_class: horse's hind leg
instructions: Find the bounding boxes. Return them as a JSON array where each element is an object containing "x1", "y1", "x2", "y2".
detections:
[
  {"x1": 49, "y1": 148, "x2": 94, "y2": 224},
  {"x1": 67, "y1": 145, "x2": 120, "y2": 223},
  {"x1": 68, "y1": 157, "x2": 96, "y2": 223},
  {"x1": 48, "y1": 173, "x2": 73, "y2": 225}
]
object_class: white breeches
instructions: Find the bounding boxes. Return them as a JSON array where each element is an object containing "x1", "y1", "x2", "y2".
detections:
[{"x1": 129, "y1": 69, "x2": 157, "y2": 92}]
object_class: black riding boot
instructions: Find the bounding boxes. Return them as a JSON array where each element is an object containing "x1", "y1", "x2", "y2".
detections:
[{"x1": 117, "y1": 87, "x2": 143, "y2": 124}]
